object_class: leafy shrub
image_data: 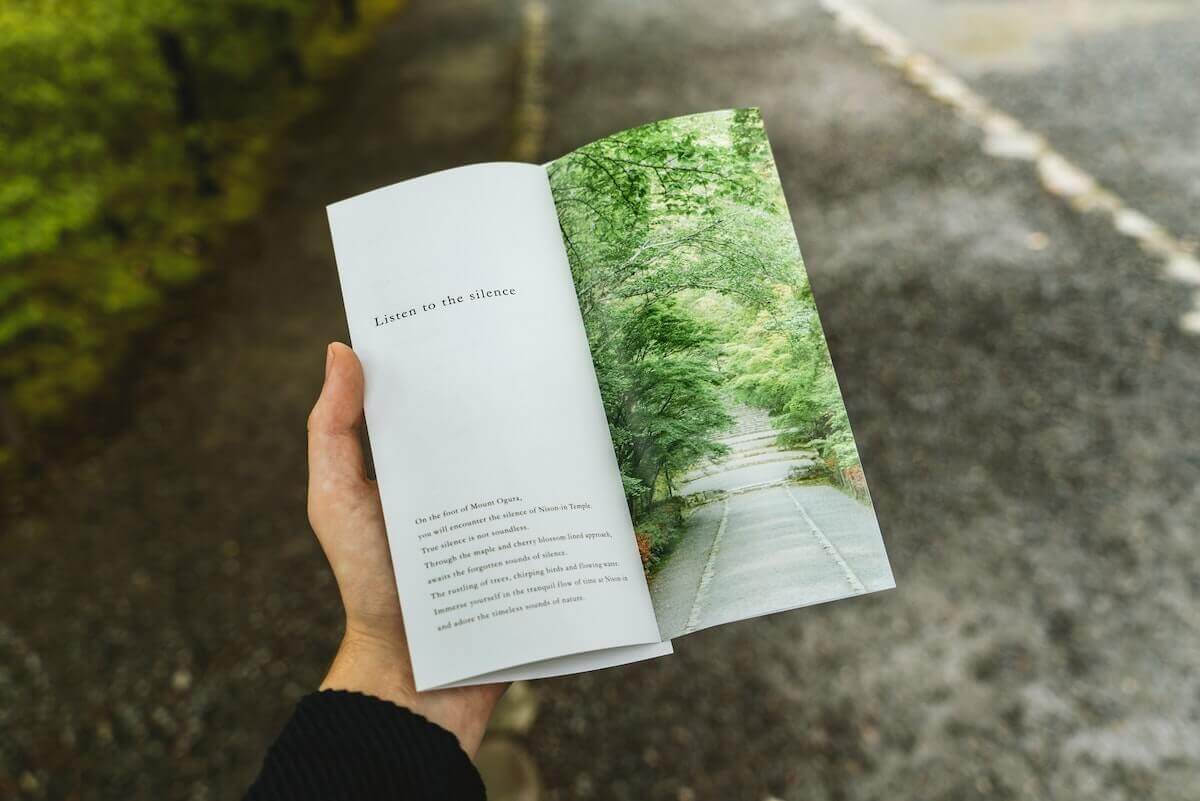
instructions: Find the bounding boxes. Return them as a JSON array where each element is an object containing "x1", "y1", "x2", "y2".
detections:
[
  {"x1": 634, "y1": 531, "x2": 653, "y2": 574},
  {"x1": 727, "y1": 308, "x2": 862, "y2": 473},
  {"x1": 635, "y1": 497, "x2": 686, "y2": 574},
  {"x1": 0, "y1": 0, "x2": 398, "y2": 468}
]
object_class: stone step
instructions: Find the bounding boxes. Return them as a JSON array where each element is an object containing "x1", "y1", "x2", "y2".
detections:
[
  {"x1": 718, "y1": 430, "x2": 782, "y2": 451},
  {"x1": 682, "y1": 448, "x2": 818, "y2": 483},
  {"x1": 680, "y1": 455, "x2": 817, "y2": 495}
]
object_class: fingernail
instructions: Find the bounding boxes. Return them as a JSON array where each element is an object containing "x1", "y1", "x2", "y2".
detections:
[{"x1": 325, "y1": 344, "x2": 335, "y2": 379}]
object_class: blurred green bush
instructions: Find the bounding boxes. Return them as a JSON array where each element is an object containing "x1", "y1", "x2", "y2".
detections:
[{"x1": 0, "y1": 0, "x2": 398, "y2": 470}]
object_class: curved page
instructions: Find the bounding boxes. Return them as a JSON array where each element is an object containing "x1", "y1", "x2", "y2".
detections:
[
  {"x1": 327, "y1": 164, "x2": 662, "y2": 690},
  {"x1": 545, "y1": 109, "x2": 896, "y2": 640}
]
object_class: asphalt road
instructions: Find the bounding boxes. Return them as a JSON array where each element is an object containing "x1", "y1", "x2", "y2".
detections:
[
  {"x1": 530, "y1": 1, "x2": 1200, "y2": 799},
  {"x1": 857, "y1": 0, "x2": 1200, "y2": 245},
  {"x1": 649, "y1": 403, "x2": 893, "y2": 639},
  {"x1": 3, "y1": 1, "x2": 1199, "y2": 800}
]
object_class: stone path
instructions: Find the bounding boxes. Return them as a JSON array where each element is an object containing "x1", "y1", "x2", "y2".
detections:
[{"x1": 649, "y1": 404, "x2": 893, "y2": 639}]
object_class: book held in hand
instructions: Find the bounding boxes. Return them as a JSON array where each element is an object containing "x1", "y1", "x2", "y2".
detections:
[{"x1": 326, "y1": 109, "x2": 894, "y2": 690}]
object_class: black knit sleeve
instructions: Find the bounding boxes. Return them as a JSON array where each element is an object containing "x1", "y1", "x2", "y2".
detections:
[{"x1": 244, "y1": 690, "x2": 487, "y2": 801}]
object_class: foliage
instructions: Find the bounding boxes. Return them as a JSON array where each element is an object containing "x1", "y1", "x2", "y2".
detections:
[
  {"x1": 548, "y1": 109, "x2": 861, "y2": 526},
  {"x1": 633, "y1": 497, "x2": 685, "y2": 574},
  {"x1": 634, "y1": 530, "x2": 652, "y2": 574},
  {"x1": 727, "y1": 306, "x2": 862, "y2": 469},
  {"x1": 593, "y1": 299, "x2": 731, "y2": 514},
  {"x1": 0, "y1": 0, "x2": 398, "y2": 466}
]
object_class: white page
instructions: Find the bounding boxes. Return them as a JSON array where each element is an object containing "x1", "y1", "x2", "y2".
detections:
[
  {"x1": 440, "y1": 640, "x2": 673, "y2": 689},
  {"x1": 327, "y1": 164, "x2": 663, "y2": 691}
]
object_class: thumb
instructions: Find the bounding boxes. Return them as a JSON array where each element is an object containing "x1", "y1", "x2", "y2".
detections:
[{"x1": 307, "y1": 342, "x2": 371, "y2": 517}]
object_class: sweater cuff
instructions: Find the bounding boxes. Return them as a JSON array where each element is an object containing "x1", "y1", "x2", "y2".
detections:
[{"x1": 245, "y1": 689, "x2": 486, "y2": 801}]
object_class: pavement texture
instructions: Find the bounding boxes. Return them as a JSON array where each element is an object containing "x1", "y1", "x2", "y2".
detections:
[
  {"x1": 649, "y1": 403, "x2": 892, "y2": 638},
  {"x1": 857, "y1": 0, "x2": 1200, "y2": 244},
  {"x1": 3, "y1": 1, "x2": 1200, "y2": 800},
  {"x1": 530, "y1": 1, "x2": 1200, "y2": 799}
]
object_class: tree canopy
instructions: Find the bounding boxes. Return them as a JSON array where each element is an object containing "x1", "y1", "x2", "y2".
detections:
[{"x1": 548, "y1": 109, "x2": 862, "y2": 529}]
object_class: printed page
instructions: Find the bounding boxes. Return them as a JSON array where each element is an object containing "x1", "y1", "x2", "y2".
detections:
[
  {"x1": 441, "y1": 640, "x2": 673, "y2": 688},
  {"x1": 545, "y1": 109, "x2": 896, "y2": 641},
  {"x1": 327, "y1": 164, "x2": 663, "y2": 691}
]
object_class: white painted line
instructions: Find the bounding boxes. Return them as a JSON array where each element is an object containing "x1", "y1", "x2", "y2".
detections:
[
  {"x1": 1165, "y1": 255, "x2": 1200, "y2": 286},
  {"x1": 511, "y1": 1, "x2": 548, "y2": 162},
  {"x1": 1183, "y1": 289, "x2": 1200, "y2": 334},
  {"x1": 683, "y1": 499, "x2": 729, "y2": 634},
  {"x1": 820, "y1": 0, "x2": 1200, "y2": 333},
  {"x1": 784, "y1": 485, "x2": 866, "y2": 593}
]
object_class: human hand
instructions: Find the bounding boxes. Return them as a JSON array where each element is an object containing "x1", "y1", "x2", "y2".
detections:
[{"x1": 306, "y1": 342, "x2": 507, "y2": 757}]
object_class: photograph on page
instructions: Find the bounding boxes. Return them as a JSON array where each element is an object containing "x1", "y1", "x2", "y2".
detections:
[{"x1": 547, "y1": 110, "x2": 895, "y2": 639}]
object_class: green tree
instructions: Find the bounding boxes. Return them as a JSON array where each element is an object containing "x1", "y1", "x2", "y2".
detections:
[
  {"x1": 601, "y1": 300, "x2": 730, "y2": 515},
  {"x1": 549, "y1": 110, "x2": 791, "y2": 518},
  {"x1": 728, "y1": 306, "x2": 860, "y2": 468},
  {"x1": 548, "y1": 109, "x2": 862, "y2": 527}
]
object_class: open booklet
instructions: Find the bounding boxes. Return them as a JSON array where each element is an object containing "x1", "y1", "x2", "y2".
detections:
[{"x1": 326, "y1": 109, "x2": 894, "y2": 691}]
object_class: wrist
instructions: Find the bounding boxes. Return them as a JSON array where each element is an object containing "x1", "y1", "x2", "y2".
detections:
[
  {"x1": 320, "y1": 630, "x2": 420, "y2": 711},
  {"x1": 319, "y1": 629, "x2": 500, "y2": 757}
]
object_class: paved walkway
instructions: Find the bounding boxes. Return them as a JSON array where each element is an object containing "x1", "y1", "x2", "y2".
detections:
[{"x1": 650, "y1": 404, "x2": 893, "y2": 638}]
